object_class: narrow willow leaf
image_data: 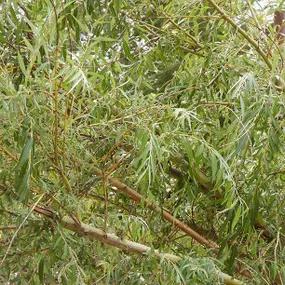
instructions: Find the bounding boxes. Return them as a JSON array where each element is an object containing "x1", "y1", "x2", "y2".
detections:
[
  {"x1": 9, "y1": 5, "x2": 19, "y2": 26},
  {"x1": 236, "y1": 133, "x2": 249, "y2": 155},
  {"x1": 113, "y1": 0, "x2": 121, "y2": 15},
  {"x1": 17, "y1": 52, "x2": 27, "y2": 76},
  {"x1": 123, "y1": 33, "x2": 132, "y2": 59},
  {"x1": 38, "y1": 257, "x2": 45, "y2": 284},
  {"x1": 15, "y1": 134, "x2": 34, "y2": 202},
  {"x1": 249, "y1": 188, "x2": 259, "y2": 225},
  {"x1": 210, "y1": 154, "x2": 218, "y2": 182},
  {"x1": 231, "y1": 206, "x2": 241, "y2": 232}
]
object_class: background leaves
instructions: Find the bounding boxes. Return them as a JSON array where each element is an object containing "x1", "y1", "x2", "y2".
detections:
[{"x1": 0, "y1": 0, "x2": 285, "y2": 284}]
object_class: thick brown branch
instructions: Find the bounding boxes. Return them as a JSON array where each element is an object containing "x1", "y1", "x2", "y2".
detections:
[{"x1": 93, "y1": 168, "x2": 219, "y2": 249}]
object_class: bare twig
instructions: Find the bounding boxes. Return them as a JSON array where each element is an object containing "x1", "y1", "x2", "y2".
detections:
[{"x1": 0, "y1": 226, "x2": 18, "y2": 231}]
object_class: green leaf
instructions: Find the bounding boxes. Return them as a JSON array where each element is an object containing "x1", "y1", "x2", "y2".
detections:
[
  {"x1": 38, "y1": 257, "x2": 45, "y2": 284},
  {"x1": 231, "y1": 205, "x2": 242, "y2": 232},
  {"x1": 15, "y1": 134, "x2": 34, "y2": 202},
  {"x1": 123, "y1": 33, "x2": 132, "y2": 59},
  {"x1": 17, "y1": 52, "x2": 27, "y2": 76},
  {"x1": 210, "y1": 154, "x2": 217, "y2": 182},
  {"x1": 9, "y1": 5, "x2": 19, "y2": 26}
]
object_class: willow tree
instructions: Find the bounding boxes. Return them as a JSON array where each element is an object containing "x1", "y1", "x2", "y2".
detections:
[{"x1": 0, "y1": 0, "x2": 284, "y2": 284}]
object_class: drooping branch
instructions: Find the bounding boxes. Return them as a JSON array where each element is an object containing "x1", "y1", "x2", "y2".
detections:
[{"x1": 93, "y1": 167, "x2": 219, "y2": 249}]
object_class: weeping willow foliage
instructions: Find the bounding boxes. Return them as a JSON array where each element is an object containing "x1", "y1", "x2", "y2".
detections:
[{"x1": 0, "y1": 0, "x2": 285, "y2": 284}]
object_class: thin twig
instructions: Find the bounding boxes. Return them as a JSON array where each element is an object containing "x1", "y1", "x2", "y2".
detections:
[
  {"x1": 206, "y1": 0, "x2": 272, "y2": 69},
  {"x1": 0, "y1": 226, "x2": 18, "y2": 231},
  {"x1": 0, "y1": 194, "x2": 45, "y2": 266},
  {"x1": 161, "y1": 11, "x2": 202, "y2": 49}
]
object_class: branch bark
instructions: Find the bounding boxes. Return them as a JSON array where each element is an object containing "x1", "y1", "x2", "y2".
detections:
[
  {"x1": 61, "y1": 216, "x2": 244, "y2": 285},
  {"x1": 93, "y1": 167, "x2": 219, "y2": 249}
]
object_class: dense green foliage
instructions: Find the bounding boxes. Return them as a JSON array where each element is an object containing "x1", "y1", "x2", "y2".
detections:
[{"x1": 1, "y1": 0, "x2": 285, "y2": 284}]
